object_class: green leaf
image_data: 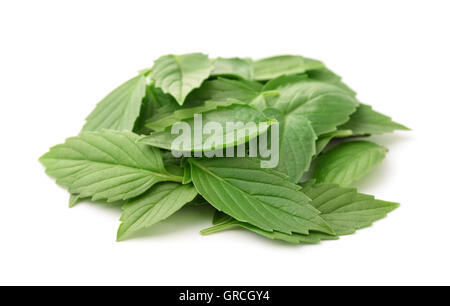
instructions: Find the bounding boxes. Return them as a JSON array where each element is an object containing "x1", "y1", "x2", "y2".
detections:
[
  {"x1": 186, "y1": 77, "x2": 263, "y2": 103},
  {"x1": 40, "y1": 130, "x2": 182, "y2": 202},
  {"x1": 340, "y1": 104, "x2": 409, "y2": 135},
  {"x1": 202, "y1": 183, "x2": 398, "y2": 244},
  {"x1": 314, "y1": 141, "x2": 387, "y2": 186},
  {"x1": 264, "y1": 75, "x2": 359, "y2": 135},
  {"x1": 315, "y1": 129, "x2": 353, "y2": 156},
  {"x1": 259, "y1": 74, "x2": 358, "y2": 182},
  {"x1": 252, "y1": 55, "x2": 324, "y2": 80},
  {"x1": 263, "y1": 108, "x2": 317, "y2": 183},
  {"x1": 151, "y1": 53, "x2": 214, "y2": 105},
  {"x1": 82, "y1": 75, "x2": 147, "y2": 131},
  {"x1": 117, "y1": 182, "x2": 198, "y2": 241},
  {"x1": 189, "y1": 157, "x2": 334, "y2": 235},
  {"x1": 139, "y1": 104, "x2": 276, "y2": 152},
  {"x1": 302, "y1": 183, "x2": 399, "y2": 235},
  {"x1": 145, "y1": 100, "x2": 241, "y2": 132},
  {"x1": 212, "y1": 57, "x2": 253, "y2": 80}
]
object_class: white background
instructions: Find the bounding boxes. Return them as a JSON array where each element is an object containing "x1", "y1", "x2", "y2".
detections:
[{"x1": 1, "y1": 0, "x2": 449, "y2": 286}]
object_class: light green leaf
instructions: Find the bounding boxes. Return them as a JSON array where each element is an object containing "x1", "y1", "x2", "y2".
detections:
[
  {"x1": 189, "y1": 157, "x2": 334, "y2": 235},
  {"x1": 139, "y1": 104, "x2": 276, "y2": 152},
  {"x1": 264, "y1": 75, "x2": 359, "y2": 135},
  {"x1": 202, "y1": 183, "x2": 398, "y2": 244},
  {"x1": 40, "y1": 130, "x2": 182, "y2": 202},
  {"x1": 314, "y1": 141, "x2": 387, "y2": 186},
  {"x1": 340, "y1": 104, "x2": 409, "y2": 135},
  {"x1": 117, "y1": 182, "x2": 198, "y2": 241},
  {"x1": 82, "y1": 75, "x2": 147, "y2": 132},
  {"x1": 212, "y1": 57, "x2": 253, "y2": 80},
  {"x1": 151, "y1": 53, "x2": 214, "y2": 105},
  {"x1": 252, "y1": 55, "x2": 324, "y2": 80}
]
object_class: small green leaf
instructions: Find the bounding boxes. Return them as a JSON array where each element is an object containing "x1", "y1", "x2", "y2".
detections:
[
  {"x1": 212, "y1": 57, "x2": 253, "y2": 80},
  {"x1": 252, "y1": 55, "x2": 324, "y2": 80},
  {"x1": 117, "y1": 182, "x2": 198, "y2": 241},
  {"x1": 189, "y1": 157, "x2": 334, "y2": 235},
  {"x1": 151, "y1": 53, "x2": 214, "y2": 105},
  {"x1": 40, "y1": 130, "x2": 182, "y2": 202},
  {"x1": 314, "y1": 141, "x2": 387, "y2": 186},
  {"x1": 340, "y1": 104, "x2": 409, "y2": 135},
  {"x1": 82, "y1": 75, "x2": 147, "y2": 132}
]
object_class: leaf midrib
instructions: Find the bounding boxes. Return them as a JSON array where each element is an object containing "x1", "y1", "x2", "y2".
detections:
[{"x1": 42, "y1": 156, "x2": 182, "y2": 182}]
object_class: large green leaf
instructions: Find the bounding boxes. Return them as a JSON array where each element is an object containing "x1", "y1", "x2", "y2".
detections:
[
  {"x1": 212, "y1": 57, "x2": 253, "y2": 80},
  {"x1": 151, "y1": 53, "x2": 213, "y2": 105},
  {"x1": 264, "y1": 75, "x2": 359, "y2": 135},
  {"x1": 117, "y1": 182, "x2": 198, "y2": 241},
  {"x1": 82, "y1": 75, "x2": 147, "y2": 131},
  {"x1": 139, "y1": 104, "x2": 275, "y2": 152},
  {"x1": 40, "y1": 130, "x2": 182, "y2": 202},
  {"x1": 202, "y1": 183, "x2": 398, "y2": 244},
  {"x1": 340, "y1": 104, "x2": 409, "y2": 135},
  {"x1": 252, "y1": 55, "x2": 324, "y2": 80},
  {"x1": 314, "y1": 141, "x2": 387, "y2": 186},
  {"x1": 189, "y1": 157, "x2": 334, "y2": 235}
]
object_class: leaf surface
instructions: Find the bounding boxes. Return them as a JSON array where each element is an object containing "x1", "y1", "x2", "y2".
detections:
[
  {"x1": 151, "y1": 53, "x2": 213, "y2": 105},
  {"x1": 212, "y1": 57, "x2": 253, "y2": 80},
  {"x1": 314, "y1": 141, "x2": 387, "y2": 186},
  {"x1": 40, "y1": 130, "x2": 181, "y2": 202},
  {"x1": 139, "y1": 104, "x2": 275, "y2": 152},
  {"x1": 82, "y1": 75, "x2": 147, "y2": 131},
  {"x1": 264, "y1": 75, "x2": 359, "y2": 135},
  {"x1": 263, "y1": 108, "x2": 317, "y2": 183},
  {"x1": 252, "y1": 55, "x2": 324, "y2": 80},
  {"x1": 189, "y1": 157, "x2": 333, "y2": 235},
  {"x1": 117, "y1": 182, "x2": 198, "y2": 240}
]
